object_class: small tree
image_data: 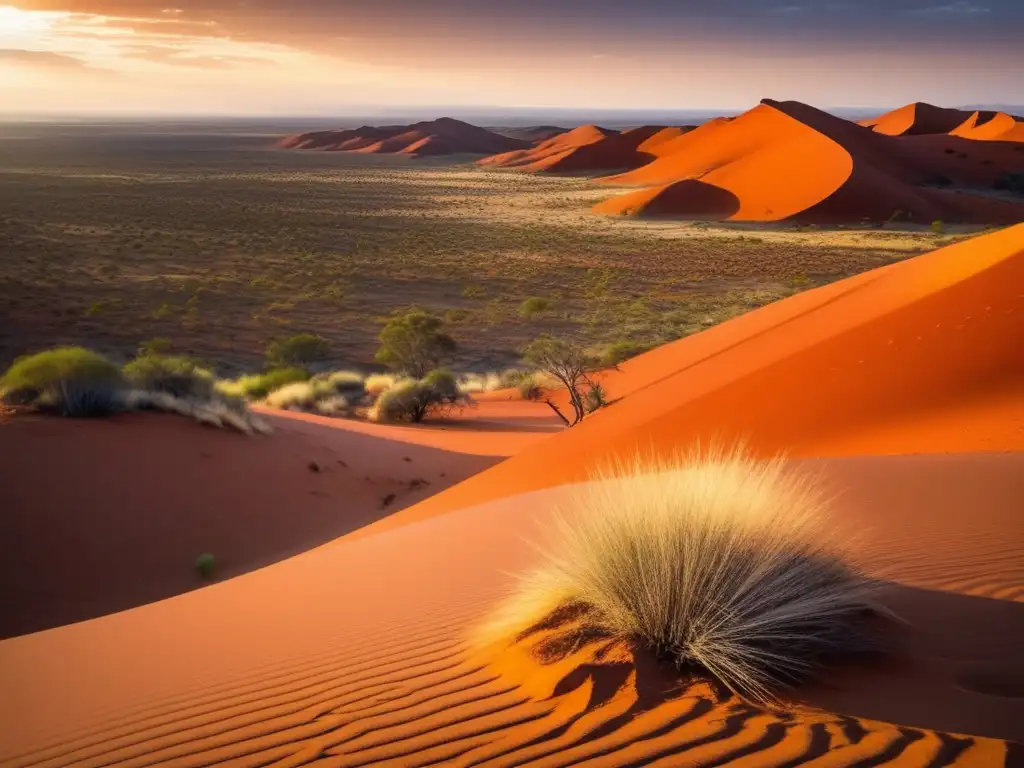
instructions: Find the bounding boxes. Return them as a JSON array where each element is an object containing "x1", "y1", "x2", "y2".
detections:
[
  {"x1": 373, "y1": 369, "x2": 463, "y2": 423},
  {"x1": 375, "y1": 310, "x2": 456, "y2": 378},
  {"x1": 522, "y1": 335, "x2": 601, "y2": 427},
  {"x1": 266, "y1": 333, "x2": 330, "y2": 370}
]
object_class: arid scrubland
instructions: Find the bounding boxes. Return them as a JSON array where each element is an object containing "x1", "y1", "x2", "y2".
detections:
[{"x1": 0, "y1": 127, "x2": 983, "y2": 374}]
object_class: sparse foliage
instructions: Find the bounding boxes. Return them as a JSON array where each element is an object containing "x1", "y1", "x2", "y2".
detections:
[
  {"x1": 522, "y1": 335, "x2": 601, "y2": 426},
  {"x1": 1, "y1": 347, "x2": 125, "y2": 415},
  {"x1": 123, "y1": 354, "x2": 215, "y2": 400},
  {"x1": 372, "y1": 369, "x2": 465, "y2": 423},
  {"x1": 375, "y1": 310, "x2": 456, "y2": 378},
  {"x1": 484, "y1": 448, "x2": 878, "y2": 704},
  {"x1": 265, "y1": 333, "x2": 331, "y2": 369}
]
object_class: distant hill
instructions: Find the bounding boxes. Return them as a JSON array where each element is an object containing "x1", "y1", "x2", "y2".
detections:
[
  {"x1": 279, "y1": 117, "x2": 530, "y2": 156},
  {"x1": 488, "y1": 125, "x2": 568, "y2": 142}
]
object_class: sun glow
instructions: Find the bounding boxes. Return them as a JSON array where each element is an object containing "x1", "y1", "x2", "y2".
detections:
[{"x1": 0, "y1": 6, "x2": 66, "y2": 39}]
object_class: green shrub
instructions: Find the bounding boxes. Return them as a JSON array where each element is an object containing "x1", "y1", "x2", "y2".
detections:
[
  {"x1": 1, "y1": 347, "x2": 125, "y2": 416},
  {"x1": 520, "y1": 296, "x2": 551, "y2": 319},
  {"x1": 375, "y1": 310, "x2": 456, "y2": 377},
  {"x1": 138, "y1": 337, "x2": 173, "y2": 356},
  {"x1": 364, "y1": 373, "x2": 397, "y2": 399},
  {"x1": 600, "y1": 341, "x2": 650, "y2": 367},
  {"x1": 931, "y1": 220, "x2": 945, "y2": 235},
  {"x1": 499, "y1": 368, "x2": 529, "y2": 389},
  {"x1": 123, "y1": 354, "x2": 214, "y2": 400},
  {"x1": 372, "y1": 369, "x2": 464, "y2": 423},
  {"x1": 518, "y1": 374, "x2": 544, "y2": 401},
  {"x1": 585, "y1": 382, "x2": 608, "y2": 413},
  {"x1": 461, "y1": 284, "x2": 486, "y2": 299},
  {"x1": 195, "y1": 553, "x2": 216, "y2": 580},
  {"x1": 216, "y1": 367, "x2": 309, "y2": 401},
  {"x1": 265, "y1": 333, "x2": 331, "y2": 369}
]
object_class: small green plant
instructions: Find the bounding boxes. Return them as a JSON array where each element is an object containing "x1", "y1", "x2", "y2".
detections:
[
  {"x1": 375, "y1": 309, "x2": 456, "y2": 378},
  {"x1": 600, "y1": 340, "x2": 650, "y2": 368},
  {"x1": 461, "y1": 284, "x2": 486, "y2": 299},
  {"x1": 265, "y1": 333, "x2": 331, "y2": 369},
  {"x1": 519, "y1": 296, "x2": 551, "y2": 319},
  {"x1": 123, "y1": 354, "x2": 214, "y2": 400},
  {"x1": 522, "y1": 335, "x2": 600, "y2": 426},
  {"x1": 931, "y1": 220, "x2": 945, "y2": 235},
  {"x1": 1, "y1": 347, "x2": 125, "y2": 416},
  {"x1": 372, "y1": 369, "x2": 464, "y2": 423},
  {"x1": 585, "y1": 382, "x2": 608, "y2": 413},
  {"x1": 195, "y1": 553, "x2": 216, "y2": 580},
  {"x1": 216, "y1": 367, "x2": 309, "y2": 400},
  {"x1": 138, "y1": 337, "x2": 173, "y2": 356}
]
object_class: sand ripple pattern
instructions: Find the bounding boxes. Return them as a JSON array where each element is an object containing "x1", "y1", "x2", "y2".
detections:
[{"x1": 4, "y1": 616, "x2": 1009, "y2": 768}]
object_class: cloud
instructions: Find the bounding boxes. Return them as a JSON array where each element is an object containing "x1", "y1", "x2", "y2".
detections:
[
  {"x1": 0, "y1": 48, "x2": 89, "y2": 67},
  {"x1": 770, "y1": 5, "x2": 805, "y2": 13},
  {"x1": 907, "y1": 2, "x2": 990, "y2": 13}
]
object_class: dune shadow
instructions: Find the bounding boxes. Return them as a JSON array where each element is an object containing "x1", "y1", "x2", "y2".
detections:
[{"x1": 643, "y1": 179, "x2": 742, "y2": 219}]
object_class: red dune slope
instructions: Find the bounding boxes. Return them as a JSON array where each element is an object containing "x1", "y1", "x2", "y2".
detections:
[
  {"x1": 478, "y1": 124, "x2": 693, "y2": 174},
  {"x1": 861, "y1": 102, "x2": 976, "y2": 136},
  {"x1": 0, "y1": 401, "x2": 559, "y2": 639},
  {"x1": 596, "y1": 100, "x2": 1024, "y2": 222},
  {"x1": 279, "y1": 118, "x2": 530, "y2": 156},
  {"x1": 364, "y1": 224, "x2": 1024, "y2": 532},
  {"x1": 0, "y1": 453, "x2": 1020, "y2": 765}
]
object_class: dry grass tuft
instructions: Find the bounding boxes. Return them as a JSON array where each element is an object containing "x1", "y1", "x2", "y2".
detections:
[{"x1": 480, "y1": 447, "x2": 880, "y2": 704}]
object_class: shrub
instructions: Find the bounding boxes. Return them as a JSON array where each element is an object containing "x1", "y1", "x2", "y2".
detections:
[
  {"x1": 138, "y1": 337, "x2": 173, "y2": 356},
  {"x1": 931, "y1": 220, "x2": 945, "y2": 235},
  {"x1": 195, "y1": 553, "x2": 216, "y2": 580},
  {"x1": 125, "y1": 390, "x2": 271, "y2": 435},
  {"x1": 216, "y1": 367, "x2": 309, "y2": 400},
  {"x1": 372, "y1": 369, "x2": 465, "y2": 423},
  {"x1": 499, "y1": 368, "x2": 529, "y2": 389},
  {"x1": 123, "y1": 354, "x2": 214, "y2": 400},
  {"x1": 522, "y1": 335, "x2": 600, "y2": 426},
  {"x1": 265, "y1": 333, "x2": 330, "y2": 369},
  {"x1": 375, "y1": 310, "x2": 456, "y2": 377},
  {"x1": 457, "y1": 372, "x2": 502, "y2": 394},
  {"x1": 263, "y1": 381, "x2": 327, "y2": 410},
  {"x1": 600, "y1": 341, "x2": 649, "y2": 368},
  {"x1": 462, "y1": 284, "x2": 486, "y2": 299},
  {"x1": 585, "y1": 382, "x2": 607, "y2": 413},
  {"x1": 365, "y1": 373, "x2": 397, "y2": 399},
  {"x1": 520, "y1": 296, "x2": 551, "y2": 319},
  {"x1": 486, "y1": 448, "x2": 877, "y2": 704},
  {"x1": 1, "y1": 347, "x2": 125, "y2": 416},
  {"x1": 518, "y1": 375, "x2": 544, "y2": 401}
]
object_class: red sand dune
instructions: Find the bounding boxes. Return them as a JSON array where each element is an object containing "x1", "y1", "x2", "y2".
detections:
[
  {"x1": 0, "y1": 401, "x2": 559, "y2": 639},
  {"x1": 1, "y1": 229, "x2": 1023, "y2": 764},
  {"x1": 489, "y1": 125, "x2": 568, "y2": 143},
  {"x1": 861, "y1": 102, "x2": 976, "y2": 136},
  {"x1": 951, "y1": 111, "x2": 1024, "y2": 143},
  {"x1": 595, "y1": 99, "x2": 1024, "y2": 222},
  {"x1": 278, "y1": 117, "x2": 530, "y2": 156},
  {"x1": 478, "y1": 124, "x2": 695, "y2": 174}
]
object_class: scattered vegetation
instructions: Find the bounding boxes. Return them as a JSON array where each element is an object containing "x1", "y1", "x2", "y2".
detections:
[
  {"x1": 520, "y1": 296, "x2": 552, "y2": 319},
  {"x1": 0, "y1": 347, "x2": 124, "y2": 416},
  {"x1": 123, "y1": 353, "x2": 214, "y2": 400},
  {"x1": 371, "y1": 369, "x2": 468, "y2": 423},
  {"x1": 600, "y1": 340, "x2": 650, "y2": 368},
  {"x1": 522, "y1": 335, "x2": 602, "y2": 426},
  {"x1": 931, "y1": 220, "x2": 945, "y2": 235},
  {"x1": 375, "y1": 309, "x2": 457, "y2": 378},
  {"x1": 265, "y1": 333, "x2": 331, "y2": 370},
  {"x1": 216, "y1": 367, "x2": 309, "y2": 400},
  {"x1": 484, "y1": 448, "x2": 878, "y2": 704}
]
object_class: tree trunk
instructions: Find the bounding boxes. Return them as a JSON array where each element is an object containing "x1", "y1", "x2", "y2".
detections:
[{"x1": 544, "y1": 399, "x2": 571, "y2": 427}]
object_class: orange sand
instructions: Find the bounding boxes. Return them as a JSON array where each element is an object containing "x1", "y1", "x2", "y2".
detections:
[
  {"x1": 279, "y1": 118, "x2": 529, "y2": 156},
  {"x1": 951, "y1": 111, "x2": 1024, "y2": 143},
  {"x1": 596, "y1": 100, "x2": 1024, "y2": 222},
  {"x1": 1, "y1": 228, "x2": 1022, "y2": 764},
  {"x1": 861, "y1": 102, "x2": 976, "y2": 136},
  {"x1": 478, "y1": 125, "x2": 695, "y2": 174},
  {"x1": 0, "y1": 401, "x2": 558, "y2": 639}
]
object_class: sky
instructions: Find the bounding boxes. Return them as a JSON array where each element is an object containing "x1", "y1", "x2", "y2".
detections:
[{"x1": 1, "y1": 0, "x2": 1022, "y2": 117}]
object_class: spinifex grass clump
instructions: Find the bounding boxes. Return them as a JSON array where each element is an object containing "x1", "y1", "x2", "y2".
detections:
[
  {"x1": 492, "y1": 447, "x2": 879, "y2": 704},
  {"x1": 195, "y1": 553, "x2": 216, "y2": 580}
]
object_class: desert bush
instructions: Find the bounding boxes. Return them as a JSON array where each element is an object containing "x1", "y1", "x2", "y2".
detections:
[
  {"x1": 371, "y1": 369, "x2": 465, "y2": 423},
  {"x1": 486, "y1": 448, "x2": 877, "y2": 704},
  {"x1": 522, "y1": 335, "x2": 600, "y2": 426},
  {"x1": 263, "y1": 381, "x2": 328, "y2": 410},
  {"x1": 123, "y1": 354, "x2": 215, "y2": 400},
  {"x1": 375, "y1": 309, "x2": 456, "y2": 377},
  {"x1": 499, "y1": 368, "x2": 530, "y2": 389},
  {"x1": 600, "y1": 340, "x2": 649, "y2": 368},
  {"x1": 1, "y1": 347, "x2": 125, "y2": 416},
  {"x1": 321, "y1": 371, "x2": 366, "y2": 401},
  {"x1": 217, "y1": 367, "x2": 309, "y2": 400},
  {"x1": 195, "y1": 553, "x2": 216, "y2": 580},
  {"x1": 265, "y1": 333, "x2": 331, "y2": 369},
  {"x1": 520, "y1": 296, "x2": 551, "y2": 319},
  {"x1": 124, "y1": 390, "x2": 272, "y2": 435},
  {"x1": 585, "y1": 382, "x2": 607, "y2": 413},
  {"x1": 931, "y1": 220, "x2": 945, "y2": 235},
  {"x1": 457, "y1": 371, "x2": 502, "y2": 394},
  {"x1": 518, "y1": 373, "x2": 544, "y2": 401},
  {"x1": 138, "y1": 337, "x2": 173, "y2": 356},
  {"x1": 364, "y1": 373, "x2": 397, "y2": 399}
]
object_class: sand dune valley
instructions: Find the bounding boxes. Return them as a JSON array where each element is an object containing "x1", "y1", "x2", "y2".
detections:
[{"x1": 1, "y1": 94, "x2": 1023, "y2": 768}]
